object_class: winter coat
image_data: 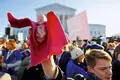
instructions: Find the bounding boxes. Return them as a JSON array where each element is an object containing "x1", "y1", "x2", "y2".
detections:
[{"x1": 66, "y1": 59, "x2": 88, "y2": 78}]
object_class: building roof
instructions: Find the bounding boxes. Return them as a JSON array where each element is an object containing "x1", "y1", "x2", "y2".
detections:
[
  {"x1": 112, "y1": 32, "x2": 120, "y2": 36},
  {"x1": 89, "y1": 24, "x2": 106, "y2": 27},
  {"x1": 35, "y1": 3, "x2": 76, "y2": 11}
]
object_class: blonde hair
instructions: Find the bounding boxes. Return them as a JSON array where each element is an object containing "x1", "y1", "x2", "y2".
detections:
[
  {"x1": 22, "y1": 42, "x2": 29, "y2": 49},
  {"x1": 67, "y1": 43, "x2": 74, "y2": 51},
  {"x1": 85, "y1": 49, "x2": 112, "y2": 68},
  {"x1": 7, "y1": 40, "x2": 18, "y2": 50},
  {"x1": 108, "y1": 43, "x2": 116, "y2": 48},
  {"x1": 0, "y1": 38, "x2": 8, "y2": 48}
]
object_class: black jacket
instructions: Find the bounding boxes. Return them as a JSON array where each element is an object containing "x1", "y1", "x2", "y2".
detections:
[
  {"x1": 50, "y1": 67, "x2": 100, "y2": 80},
  {"x1": 112, "y1": 60, "x2": 120, "y2": 80}
]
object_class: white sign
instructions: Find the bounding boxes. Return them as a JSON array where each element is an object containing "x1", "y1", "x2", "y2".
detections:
[
  {"x1": 67, "y1": 11, "x2": 90, "y2": 40},
  {"x1": 18, "y1": 32, "x2": 24, "y2": 41}
]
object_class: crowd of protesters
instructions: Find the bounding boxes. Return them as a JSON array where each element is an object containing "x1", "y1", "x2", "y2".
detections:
[
  {"x1": 0, "y1": 36, "x2": 119, "y2": 80},
  {"x1": 42, "y1": 39, "x2": 119, "y2": 80},
  {"x1": 1, "y1": 11, "x2": 120, "y2": 80}
]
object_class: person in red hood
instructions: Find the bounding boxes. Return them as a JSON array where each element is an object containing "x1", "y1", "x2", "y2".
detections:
[{"x1": 7, "y1": 11, "x2": 68, "y2": 67}]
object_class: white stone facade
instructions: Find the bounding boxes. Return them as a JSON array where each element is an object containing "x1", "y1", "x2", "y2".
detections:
[
  {"x1": 89, "y1": 24, "x2": 106, "y2": 39},
  {"x1": 10, "y1": 3, "x2": 106, "y2": 41},
  {"x1": 12, "y1": 27, "x2": 30, "y2": 40},
  {"x1": 35, "y1": 3, "x2": 76, "y2": 34}
]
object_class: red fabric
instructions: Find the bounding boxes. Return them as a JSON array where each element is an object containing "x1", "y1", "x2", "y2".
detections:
[{"x1": 7, "y1": 11, "x2": 68, "y2": 67}]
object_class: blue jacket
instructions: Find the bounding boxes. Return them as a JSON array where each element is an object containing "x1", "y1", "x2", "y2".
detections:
[
  {"x1": 2, "y1": 49, "x2": 22, "y2": 64},
  {"x1": 66, "y1": 59, "x2": 88, "y2": 78},
  {"x1": 58, "y1": 51, "x2": 71, "y2": 74},
  {"x1": 19, "y1": 48, "x2": 30, "y2": 60},
  {"x1": 1, "y1": 49, "x2": 22, "y2": 75}
]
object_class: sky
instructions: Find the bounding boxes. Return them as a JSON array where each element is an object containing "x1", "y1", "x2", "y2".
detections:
[{"x1": 0, "y1": 0, "x2": 120, "y2": 37}]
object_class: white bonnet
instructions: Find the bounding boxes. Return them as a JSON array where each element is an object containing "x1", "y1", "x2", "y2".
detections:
[{"x1": 71, "y1": 47, "x2": 84, "y2": 60}]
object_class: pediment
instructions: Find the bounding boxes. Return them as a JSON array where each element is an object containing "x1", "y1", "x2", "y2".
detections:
[{"x1": 36, "y1": 3, "x2": 76, "y2": 11}]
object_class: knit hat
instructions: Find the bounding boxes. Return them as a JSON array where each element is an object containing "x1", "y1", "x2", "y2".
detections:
[
  {"x1": 86, "y1": 44, "x2": 104, "y2": 50},
  {"x1": 37, "y1": 15, "x2": 47, "y2": 25},
  {"x1": 71, "y1": 47, "x2": 84, "y2": 60}
]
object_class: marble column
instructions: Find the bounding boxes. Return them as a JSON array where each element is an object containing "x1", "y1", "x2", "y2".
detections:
[{"x1": 62, "y1": 15, "x2": 65, "y2": 31}]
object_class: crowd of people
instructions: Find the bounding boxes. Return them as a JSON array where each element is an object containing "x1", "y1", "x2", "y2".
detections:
[
  {"x1": 0, "y1": 36, "x2": 119, "y2": 80},
  {"x1": 0, "y1": 37, "x2": 30, "y2": 80},
  {"x1": 0, "y1": 11, "x2": 119, "y2": 80},
  {"x1": 41, "y1": 39, "x2": 120, "y2": 80}
]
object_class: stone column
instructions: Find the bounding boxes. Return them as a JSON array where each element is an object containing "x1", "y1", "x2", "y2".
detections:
[
  {"x1": 62, "y1": 15, "x2": 65, "y2": 26},
  {"x1": 62, "y1": 15, "x2": 65, "y2": 31}
]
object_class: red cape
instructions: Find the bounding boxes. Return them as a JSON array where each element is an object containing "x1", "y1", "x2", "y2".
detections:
[{"x1": 7, "y1": 11, "x2": 68, "y2": 67}]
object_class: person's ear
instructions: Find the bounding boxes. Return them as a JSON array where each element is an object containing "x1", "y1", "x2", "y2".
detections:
[{"x1": 87, "y1": 66, "x2": 94, "y2": 72}]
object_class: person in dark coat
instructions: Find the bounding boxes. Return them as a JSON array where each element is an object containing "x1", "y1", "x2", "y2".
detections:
[
  {"x1": 58, "y1": 51, "x2": 71, "y2": 75},
  {"x1": 81, "y1": 40, "x2": 88, "y2": 53},
  {"x1": 42, "y1": 49, "x2": 112, "y2": 80},
  {"x1": 66, "y1": 47, "x2": 88, "y2": 78},
  {"x1": 112, "y1": 44, "x2": 120, "y2": 80},
  {"x1": 102, "y1": 42, "x2": 113, "y2": 58},
  {"x1": 22, "y1": 63, "x2": 45, "y2": 80}
]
